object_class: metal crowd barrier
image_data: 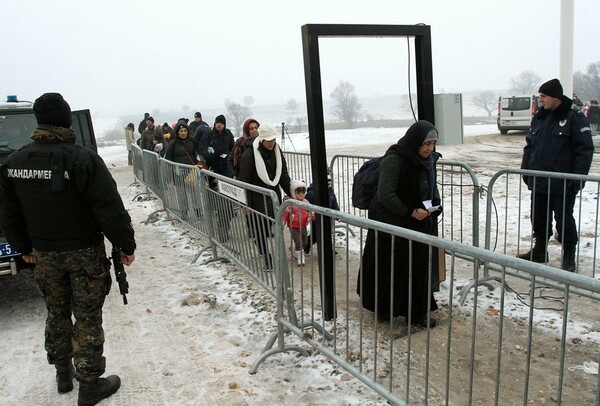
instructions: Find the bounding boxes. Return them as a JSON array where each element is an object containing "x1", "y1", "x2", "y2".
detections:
[
  {"x1": 251, "y1": 198, "x2": 600, "y2": 405},
  {"x1": 193, "y1": 169, "x2": 284, "y2": 297},
  {"x1": 455, "y1": 169, "x2": 600, "y2": 305},
  {"x1": 329, "y1": 154, "x2": 481, "y2": 248},
  {"x1": 282, "y1": 150, "x2": 312, "y2": 185},
  {"x1": 131, "y1": 144, "x2": 146, "y2": 191},
  {"x1": 130, "y1": 153, "x2": 600, "y2": 405}
]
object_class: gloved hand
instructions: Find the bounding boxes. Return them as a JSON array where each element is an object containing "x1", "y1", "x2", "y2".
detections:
[{"x1": 207, "y1": 147, "x2": 215, "y2": 154}]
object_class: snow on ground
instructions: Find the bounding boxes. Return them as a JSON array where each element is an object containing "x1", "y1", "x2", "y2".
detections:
[{"x1": 1, "y1": 123, "x2": 598, "y2": 405}]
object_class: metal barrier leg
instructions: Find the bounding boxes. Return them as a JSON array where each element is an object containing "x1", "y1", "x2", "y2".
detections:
[
  {"x1": 191, "y1": 248, "x2": 230, "y2": 266},
  {"x1": 144, "y1": 208, "x2": 170, "y2": 224},
  {"x1": 457, "y1": 276, "x2": 502, "y2": 305},
  {"x1": 249, "y1": 324, "x2": 309, "y2": 374},
  {"x1": 132, "y1": 191, "x2": 155, "y2": 202}
]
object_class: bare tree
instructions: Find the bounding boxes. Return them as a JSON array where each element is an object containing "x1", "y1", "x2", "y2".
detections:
[
  {"x1": 294, "y1": 116, "x2": 306, "y2": 132},
  {"x1": 330, "y1": 81, "x2": 362, "y2": 128},
  {"x1": 471, "y1": 91, "x2": 497, "y2": 117},
  {"x1": 243, "y1": 95, "x2": 255, "y2": 106},
  {"x1": 225, "y1": 102, "x2": 252, "y2": 137},
  {"x1": 574, "y1": 61, "x2": 600, "y2": 102},
  {"x1": 509, "y1": 71, "x2": 541, "y2": 95},
  {"x1": 286, "y1": 98, "x2": 299, "y2": 114}
]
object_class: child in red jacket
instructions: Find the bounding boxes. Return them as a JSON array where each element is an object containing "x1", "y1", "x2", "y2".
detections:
[{"x1": 282, "y1": 180, "x2": 314, "y2": 266}]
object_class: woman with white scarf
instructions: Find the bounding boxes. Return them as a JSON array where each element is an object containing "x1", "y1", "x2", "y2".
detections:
[{"x1": 238, "y1": 124, "x2": 292, "y2": 271}]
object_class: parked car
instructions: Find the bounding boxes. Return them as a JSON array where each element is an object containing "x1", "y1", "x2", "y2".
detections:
[
  {"x1": 0, "y1": 95, "x2": 97, "y2": 275},
  {"x1": 497, "y1": 95, "x2": 540, "y2": 135}
]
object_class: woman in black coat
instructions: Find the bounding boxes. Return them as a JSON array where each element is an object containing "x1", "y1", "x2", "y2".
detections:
[
  {"x1": 165, "y1": 122, "x2": 198, "y2": 165},
  {"x1": 164, "y1": 122, "x2": 199, "y2": 217},
  {"x1": 357, "y1": 120, "x2": 442, "y2": 327},
  {"x1": 238, "y1": 125, "x2": 292, "y2": 270}
]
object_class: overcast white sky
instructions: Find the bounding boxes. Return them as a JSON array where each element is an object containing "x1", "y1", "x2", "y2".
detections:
[{"x1": 3, "y1": 0, "x2": 600, "y2": 116}]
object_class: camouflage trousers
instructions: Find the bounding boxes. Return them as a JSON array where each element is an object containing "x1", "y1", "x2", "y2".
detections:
[{"x1": 34, "y1": 242, "x2": 112, "y2": 383}]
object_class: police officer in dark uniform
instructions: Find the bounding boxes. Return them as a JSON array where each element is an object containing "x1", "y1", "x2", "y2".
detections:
[
  {"x1": 518, "y1": 79, "x2": 594, "y2": 271},
  {"x1": 0, "y1": 93, "x2": 136, "y2": 405}
]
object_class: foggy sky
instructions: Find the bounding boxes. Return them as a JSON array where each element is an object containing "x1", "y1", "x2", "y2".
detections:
[{"x1": 3, "y1": 0, "x2": 600, "y2": 116}]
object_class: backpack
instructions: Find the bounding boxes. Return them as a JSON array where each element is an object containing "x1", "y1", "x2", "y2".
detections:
[{"x1": 351, "y1": 155, "x2": 386, "y2": 209}]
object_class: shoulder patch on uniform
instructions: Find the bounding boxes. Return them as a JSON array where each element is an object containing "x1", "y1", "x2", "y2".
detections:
[{"x1": 581, "y1": 127, "x2": 591, "y2": 132}]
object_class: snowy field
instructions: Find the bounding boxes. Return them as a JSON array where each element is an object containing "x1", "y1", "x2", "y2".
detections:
[{"x1": 97, "y1": 123, "x2": 499, "y2": 166}]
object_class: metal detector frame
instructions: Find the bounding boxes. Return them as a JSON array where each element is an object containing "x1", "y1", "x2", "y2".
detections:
[{"x1": 301, "y1": 24, "x2": 434, "y2": 320}]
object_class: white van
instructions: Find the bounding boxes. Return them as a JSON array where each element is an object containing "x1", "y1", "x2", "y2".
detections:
[{"x1": 497, "y1": 95, "x2": 540, "y2": 134}]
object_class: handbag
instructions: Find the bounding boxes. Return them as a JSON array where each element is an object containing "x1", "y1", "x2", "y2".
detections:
[
  {"x1": 180, "y1": 143, "x2": 208, "y2": 184},
  {"x1": 185, "y1": 162, "x2": 209, "y2": 184}
]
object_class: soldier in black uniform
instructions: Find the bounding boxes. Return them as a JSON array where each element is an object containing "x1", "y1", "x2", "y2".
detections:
[{"x1": 0, "y1": 93, "x2": 136, "y2": 406}]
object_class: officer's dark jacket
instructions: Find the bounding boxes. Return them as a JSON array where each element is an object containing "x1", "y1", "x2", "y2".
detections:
[
  {"x1": 521, "y1": 96, "x2": 594, "y2": 194},
  {"x1": 0, "y1": 134, "x2": 136, "y2": 255}
]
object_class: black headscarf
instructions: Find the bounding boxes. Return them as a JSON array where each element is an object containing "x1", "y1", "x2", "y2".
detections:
[
  {"x1": 388, "y1": 120, "x2": 438, "y2": 170},
  {"x1": 386, "y1": 120, "x2": 439, "y2": 205}
]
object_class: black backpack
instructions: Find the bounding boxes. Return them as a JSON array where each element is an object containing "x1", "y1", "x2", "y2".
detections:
[{"x1": 351, "y1": 155, "x2": 386, "y2": 210}]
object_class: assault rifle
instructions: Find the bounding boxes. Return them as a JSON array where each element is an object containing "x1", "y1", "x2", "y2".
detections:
[{"x1": 111, "y1": 246, "x2": 129, "y2": 305}]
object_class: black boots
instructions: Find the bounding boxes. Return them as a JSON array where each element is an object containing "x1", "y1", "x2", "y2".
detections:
[
  {"x1": 55, "y1": 362, "x2": 120, "y2": 404},
  {"x1": 518, "y1": 240, "x2": 578, "y2": 271},
  {"x1": 303, "y1": 241, "x2": 311, "y2": 254},
  {"x1": 55, "y1": 362, "x2": 75, "y2": 393},
  {"x1": 263, "y1": 253, "x2": 273, "y2": 271},
  {"x1": 562, "y1": 245, "x2": 576, "y2": 272},
  {"x1": 517, "y1": 239, "x2": 548, "y2": 263},
  {"x1": 78, "y1": 375, "x2": 121, "y2": 406}
]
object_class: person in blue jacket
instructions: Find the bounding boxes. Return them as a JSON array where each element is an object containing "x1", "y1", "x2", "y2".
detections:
[
  {"x1": 518, "y1": 78, "x2": 594, "y2": 271},
  {"x1": 304, "y1": 170, "x2": 340, "y2": 254}
]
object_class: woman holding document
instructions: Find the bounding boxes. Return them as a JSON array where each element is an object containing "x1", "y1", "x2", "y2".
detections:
[{"x1": 357, "y1": 120, "x2": 442, "y2": 328}]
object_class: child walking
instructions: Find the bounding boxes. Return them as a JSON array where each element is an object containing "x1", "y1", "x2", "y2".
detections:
[
  {"x1": 152, "y1": 134, "x2": 164, "y2": 157},
  {"x1": 282, "y1": 180, "x2": 314, "y2": 266}
]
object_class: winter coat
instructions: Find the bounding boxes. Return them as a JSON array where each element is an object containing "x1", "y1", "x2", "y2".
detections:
[
  {"x1": 197, "y1": 128, "x2": 235, "y2": 177},
  {"x1": 237, "y1": 141, "x2": 292, "y2": 218},
  {"x1": 138, "y1": 117, "x2": 147, "y2": 135},
  {"x1": 521, "y1": 96, "x2": 594, "y2": 194},
  {"x1": 306, "y1": 184, "x2": 340, "y2": 211},
  {"x1": 587, "y1": 105, "x2": 600, "y2": 125},
  {"x1": 125, "y1": 127, "x2": 135, "y2": 151},
  {"x1": 368, "y1": 150, "x2": 441, "y2": 230},
  {"x1": 164, "y1": 128, "x2": 198, "y2": 166},
  {"x1": 193, "y1": 122, "x2": 211, "y2": 144},
  {"x1": 140, "y1": 125, "x2": 164, "y2": 151},
  {"x1": 189, "y1": 120, "x2": 209, "y2": 137},
  {"x1": 282, "y1": 196, "x2": 313, "y2": 229},
  {"x1": 357, "y1": 120, "x2": 441, "y2": 321},
  {"x1": 231, "y1": 119, "x2": 260, "y2": 178},
  {"x1": 0, "y1": 127, "x2": 136, "y2": 255}
]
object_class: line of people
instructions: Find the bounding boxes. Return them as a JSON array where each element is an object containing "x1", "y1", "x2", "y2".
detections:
[
  {"x1": 131, "y1": 112, "x2": 315, "y2": 271},
  {"x1": 581, "y1": 99, "x2": 600, "y2": 135}
]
